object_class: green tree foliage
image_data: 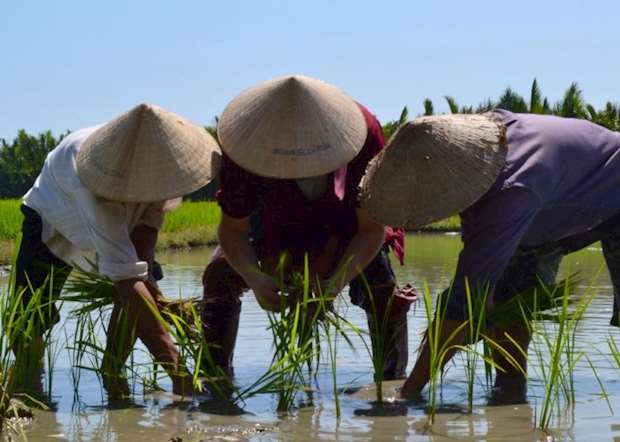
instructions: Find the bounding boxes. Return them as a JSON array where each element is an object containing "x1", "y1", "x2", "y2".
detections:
[
  {"x1": 0, "y1": 130, "x2": 66, "y2": 198},
  {"x1": 444, "y1": 96, "x2": 460, "y2": 114},
  {"x1": 382, "y1": 106, "x2": 409, "y2": 140},
  {"x1": 497, "y1": 87, "x2": 529, "y2": 113},
  {"x1": 423, "y1": 98, "x2": 434, "y2": 116},
  {"x1": 555, "y1": 82, "x2": 587, "y2": 118},
  {"x1": 189, "y1": 119, "x2": 220, "y2": 200},
  {"x1": 406, "y1": 80, "x2": 617, "y2": 131}
]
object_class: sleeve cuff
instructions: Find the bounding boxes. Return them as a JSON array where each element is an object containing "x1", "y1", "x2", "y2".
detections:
[{"x1": 99, "y1": 260, "x2": 149, "y2": 282}]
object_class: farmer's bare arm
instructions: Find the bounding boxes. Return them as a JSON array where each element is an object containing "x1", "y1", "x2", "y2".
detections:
[
  {"x1": 400, "y1": 319, "x2": 467, "y2": 399},
  {"x1": 327, "y1": 207, "x2": 385, "y2": 294},
  {"x1": 109, "y1": 225, "x2": 192, "y2": 395},
  {"x1": 218, "y1": 213, "x2": 281, "y2": 311}
]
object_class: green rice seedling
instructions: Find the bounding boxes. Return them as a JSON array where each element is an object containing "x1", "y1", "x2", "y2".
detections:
[
  {"x1": 138, "y1": 288, "x2": 243, "y2": 400},
  {"x1": 257, "y1": 257, "x2": 325, "y2": 412},
  {"x1": 354, "y1": 272, "x2": 399, "y2": 405},
  {"x1": 521, "y1": 274, "x2": 599, "y2": 431},
  {"x1": 585, "y1": 354, "x2": 613, "y2": 414},
  {"x1": 460, "y1": 281, "x2": 489, "y2": 412},
  {"x1": 63, "y1": 267, "x2": 240, "y2": 401},
  {"x1": 237, "y1": 255, "x2": 356, "y2": 414},
  {"x1": 419, "y1": 281, "x2": 467, "y2": 425},
  {"x1": 43, "y1": 324, "x2": 62, "y2": 403},
  {"x1": 99, "y1": 306, "x2": 139, "y2": 399},
  {"x1": 0, "y1": 241, "x2": 52, "y2": 424},
  {"x1": 320, "y1": 291, "x2": 344, "y2": 419},
  {"x1": 449, "y1": 281, "x2": 524, "y2": 413},
  {"x1": 608, "y1": 330, "x2": 620, "y2": 369},
  {"x1": 322, "y1": 320, "x2": 340, "y2": 418},
  {"x1": 415, "y1": 279, "x2": 521, "y2": 424}
]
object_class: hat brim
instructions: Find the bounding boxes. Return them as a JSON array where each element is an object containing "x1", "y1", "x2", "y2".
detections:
[{"x1": 360, "y1": 114, "x2": 507, "y2": 227}]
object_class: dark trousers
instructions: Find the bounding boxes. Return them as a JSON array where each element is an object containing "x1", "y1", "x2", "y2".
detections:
[
  {"x1": 14, "y1": 205, "x2": 72, "y2": 335},
  {"x1": 493, "y1": 214, "x2": 620, "y2": 327}
]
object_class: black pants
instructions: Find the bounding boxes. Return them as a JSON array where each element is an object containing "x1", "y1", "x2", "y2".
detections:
[{"x1": 14, "y1": 205, "x2": 72, "y2": 334}]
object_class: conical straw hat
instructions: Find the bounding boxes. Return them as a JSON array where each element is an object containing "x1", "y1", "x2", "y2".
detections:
[
  {"x1": 360, "y1": 114, "x2": 507, "y2": 227},
  {"x1": 76, "y1": 103, "x2": 221, "y2": 202},
  {"x1": 217, "y1": 75, "x2": 367, "y2": 178}
]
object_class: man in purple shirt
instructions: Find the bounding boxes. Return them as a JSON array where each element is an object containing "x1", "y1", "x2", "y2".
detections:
[{"x1": 362, "y1": 109, "x2": 620, "y2": 400}]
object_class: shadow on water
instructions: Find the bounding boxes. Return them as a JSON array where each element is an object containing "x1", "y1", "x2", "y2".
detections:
[
  {"x1": 197, "y1": 397, "x2": 247, "y2": 416},
  {"x1": 353, "y1": 400, "x2": 409, "y2": 417}
]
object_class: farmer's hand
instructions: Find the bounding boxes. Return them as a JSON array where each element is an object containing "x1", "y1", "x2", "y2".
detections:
[{"x1": 249, "y1": 274, "x2": 282, "y2": 312}]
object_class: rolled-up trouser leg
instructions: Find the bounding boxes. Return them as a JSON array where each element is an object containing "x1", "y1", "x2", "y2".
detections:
[
  {"x1": 201, "y1": 247, "x2": 246, "y2": 376},
  {"x1": 349, "y1": 247, "x2": 411, "y2": 380},
  {"x1": 491, "y1": 244, "x2": 562, "y2": 380}
]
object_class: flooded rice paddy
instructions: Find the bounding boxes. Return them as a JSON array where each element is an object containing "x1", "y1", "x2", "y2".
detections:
[{"x1": 4, "y1": 233, "x2": 620, "y2": 441}]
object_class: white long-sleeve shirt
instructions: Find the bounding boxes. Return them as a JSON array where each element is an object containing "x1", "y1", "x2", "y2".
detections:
[{"x1": 23, "y1": 125, "x2": 180, "y2": 281}]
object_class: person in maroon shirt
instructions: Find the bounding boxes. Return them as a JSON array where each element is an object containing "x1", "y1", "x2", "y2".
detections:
[{"x1": 201, "y1": 75, "x2": 414, "y2": 379}]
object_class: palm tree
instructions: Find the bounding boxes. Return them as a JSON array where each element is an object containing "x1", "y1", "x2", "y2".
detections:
[
  {"x1": 444, "y1": 96, "x2": 460, "y2": 114},
  {"x1": 382, "y1": 106, "x2": 409, "y2": 140},
  {"x1": 497, "y1": 87, "x2": 528, "y2": 113},
  {"x1": 475, "y1": 98, "x2": 496, "y2": 113},
  {"x1": 529, "y1": 79, "x2": 544, "y2": 114},
  {"x1": 423, "y1": 99, "x2": 434, "y2": 116},
  {"x1": 205, "y1": 116, "x2": 219, "y2": 143},
  {"x1": 555, "y1": 82, "x2": 587, "y2": 118}
]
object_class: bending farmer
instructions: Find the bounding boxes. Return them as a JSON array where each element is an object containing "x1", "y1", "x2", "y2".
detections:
[
  {"x1": 360, "y1": 109, "x2": 620, "y2": 401},
  {"x1": 201, "y1": 75, "x2": 415, "y2": 380},
  {"x1": 14, "y1": 103, "x2": 220, "y2": 397}
]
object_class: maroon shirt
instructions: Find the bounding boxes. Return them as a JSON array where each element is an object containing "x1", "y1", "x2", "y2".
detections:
[{"x1": 216, "y1": 104, "x2": 405, "y2": 266}]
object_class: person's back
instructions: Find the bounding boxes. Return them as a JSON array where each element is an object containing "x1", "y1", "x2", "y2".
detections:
[{"x1": 486, "y1": 109, "x2": 620, "y2": 245}]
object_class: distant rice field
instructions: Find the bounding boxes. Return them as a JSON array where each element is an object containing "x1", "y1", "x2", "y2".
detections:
[
  {"x1": 162, "y1": 201, "x2": 221, "y2": 233},
  {"x1": 0, "y1": 199, "x2": 221, "y2": 239},
  {"x1": 0, "y1": 198, "x2": 460, "y2": 264},
  {"x1": 0, "y1": 199, "x2": 22, "y2": 240}
]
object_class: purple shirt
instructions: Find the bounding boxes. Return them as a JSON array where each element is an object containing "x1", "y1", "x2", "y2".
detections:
[{"x1": 453, "y1": 109, "x2": 620, "y2": 302}]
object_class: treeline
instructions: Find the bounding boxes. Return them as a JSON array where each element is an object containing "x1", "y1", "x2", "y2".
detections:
[
  {"x1": 382, "y1": 79, "x2": 620, "y2": 139},
  {"x1": 0, "y1": 130, "x2": 68, "y2": 198},
  {"x1": 1, "y1": 79, "x2": 618, "y2": 198}
]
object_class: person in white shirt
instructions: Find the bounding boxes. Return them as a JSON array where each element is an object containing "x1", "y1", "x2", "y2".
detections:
[{"x1": 15, "y1": 103, "x2": 220, "y2": 398}]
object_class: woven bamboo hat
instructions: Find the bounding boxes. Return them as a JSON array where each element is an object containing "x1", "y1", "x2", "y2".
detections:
[
  {"x1": 217, "y1": 75, "x2": 367, "y2": 178},
  {"x1": 360, "y1": 114, "x2": 507, "y2": 227},
  {"x1": 76, "y1": 103, "x2": 221, "y2": 202}
]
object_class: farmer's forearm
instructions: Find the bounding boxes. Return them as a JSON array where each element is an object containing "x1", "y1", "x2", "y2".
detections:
[
  {"x1": 401, "y1": 318, "x2": 467, "y2": 398},
  {"x1": 113, "y1": 279, "x2": 182, "y2": 375},
  {"x1": 329, "y1": 225, "x2": 384, "y2": 294},
  {"x1": 218, "y1": 219, "x2": 262, "y2": 286}
]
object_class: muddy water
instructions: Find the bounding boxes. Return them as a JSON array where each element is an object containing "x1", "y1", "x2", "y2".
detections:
[{"x1": 4, "y1": 233, "x2": 620, "y2": 441}]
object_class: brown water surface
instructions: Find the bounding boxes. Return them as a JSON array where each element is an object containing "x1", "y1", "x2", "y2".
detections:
[{"x1": 3, "y1": 233, "x2": 620, "y2": 441}]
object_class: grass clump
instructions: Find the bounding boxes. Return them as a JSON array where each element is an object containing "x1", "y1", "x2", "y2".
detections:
[
  {"x1": 237, "y1": 255, "x2": 357, "y2": 414},
  {"x1": 523, "y1": 275, "x2": 602, "y2": 431},
  {"x1": 0, "y1": 239, "x2": 52, "y2": 432}
]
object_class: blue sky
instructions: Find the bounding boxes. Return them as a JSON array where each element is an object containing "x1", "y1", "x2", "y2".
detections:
[{"x1": 1, "y1": 0, "x2": 618, "y2": 139}]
